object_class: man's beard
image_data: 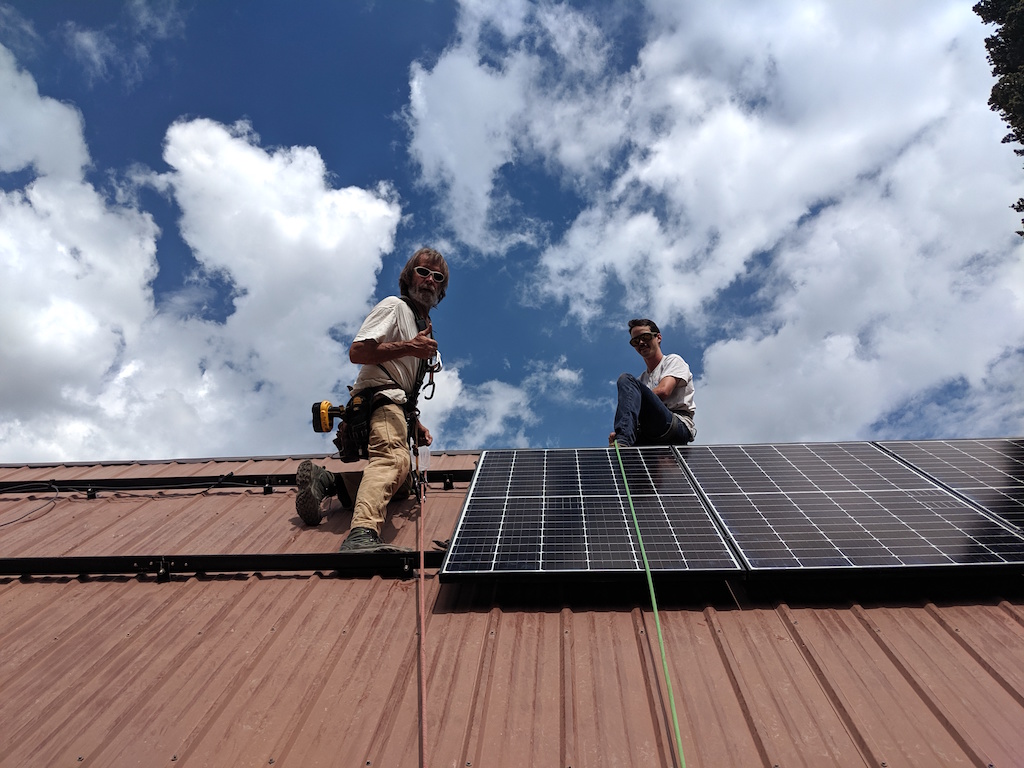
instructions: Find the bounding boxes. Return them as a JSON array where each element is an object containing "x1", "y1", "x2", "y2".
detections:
[{"x1": 408, "y1": 284, "x2": 439, "y2": 309}]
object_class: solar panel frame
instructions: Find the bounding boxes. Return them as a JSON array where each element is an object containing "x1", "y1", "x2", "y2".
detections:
[
  {"x1": 877, "y1": 438, "x2": 1024, "y2": 530},
  {"x1": 677, "y1": 441, "x2": 1024, "y2": 573},
  {"x1": 440, "y1": 447, "x2": 744, "y2": 581}
]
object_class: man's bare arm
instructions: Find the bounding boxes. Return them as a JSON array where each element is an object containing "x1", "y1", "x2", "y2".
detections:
[
  {"x1": 350, "y1": 323, "x2": 436, "y2": 364},
  {"x1": 651, "y1": 375, "x2": 678, "y2": 400}
]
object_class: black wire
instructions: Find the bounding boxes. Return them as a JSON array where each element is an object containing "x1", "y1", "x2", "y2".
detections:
[
  {"x1": 0, "y1": 484, "x2": 59, "y2": 528},
  {"x1": 0, "y1": 481, "x2": 62, "y2": 494},
  {"x1": 14, "y1": 472, "x2": 254, "y2": 494},
  {"x1": 0, "y1": 474, "x2": 248, "y2": 516}
]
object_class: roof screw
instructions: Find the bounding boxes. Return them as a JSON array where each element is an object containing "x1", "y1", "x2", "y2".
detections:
[{"x1": 269, "y1": 760, "x2": 275, "y2": 765}]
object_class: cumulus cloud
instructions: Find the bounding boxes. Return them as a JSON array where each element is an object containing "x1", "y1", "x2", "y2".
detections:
[
  {"x1": 418, "y1": 355, "x2": 595, "y2": 450},
  {"x1": 0, "y1": 46, "x2": 88, "y2": 177},
  {"x1": 4, "y1": 0, "x2": 1023, "y2": 463},
  {"x1": 0, "y1": 44, "x2": 403, "y2": 461},
  {"x1": 406, "y1": 0, "x2": 1024, "y2": 442},
  {"x1": 408, "y1": 49, "x2": 536, "y2": 252},
  {"x1": 0, "y1": 45, "x2": 153, "y2": 406}
]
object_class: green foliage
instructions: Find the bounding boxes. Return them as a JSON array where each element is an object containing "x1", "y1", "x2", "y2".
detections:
[{"x1": 974, "y1": 0, "x2": 1024, "y2": 234}]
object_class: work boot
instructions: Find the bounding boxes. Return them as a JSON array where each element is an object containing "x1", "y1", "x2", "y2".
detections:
[
  {"x1": 338, "y1": 527, "x2": 412, "y2": 553},
  {"x1": 338, "y1": 527, "x2": 384, "y2": 551},
  {"x1": 295, "y1": 460, "x2": 335, "y2": 526}
]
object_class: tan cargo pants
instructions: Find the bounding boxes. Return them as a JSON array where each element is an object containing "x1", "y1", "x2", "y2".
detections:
[{"x1": 350, "y1": 403, "x2": 410, "y2": 535}]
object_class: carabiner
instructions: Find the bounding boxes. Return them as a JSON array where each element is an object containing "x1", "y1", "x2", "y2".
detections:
[{"x1": 422, "y1": 351, "x2": 441, "y2": 400}]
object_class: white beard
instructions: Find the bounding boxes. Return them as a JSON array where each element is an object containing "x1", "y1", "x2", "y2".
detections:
[{"x1": 408, "y1": 284, "x2": 439, "y2": 309}]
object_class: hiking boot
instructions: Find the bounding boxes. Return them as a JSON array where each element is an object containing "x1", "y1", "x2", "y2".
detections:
[
  {"x1": 295, "y1": 460, "x2": 335, "y2": 526},
  {"x1": 338, "y1": 527, "x2": 384, "y2": 551},
  {"x1": 338, "y1": 527, "x2": 413, "y2": 553}
]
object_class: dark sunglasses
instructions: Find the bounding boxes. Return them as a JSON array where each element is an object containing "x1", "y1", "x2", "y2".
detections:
[
  {"x1": 414, "y1": 265, "x2": 445, "y2": 283},
  {"x1": 629, "y1": 332, "x2": 657, "y2": 347}
]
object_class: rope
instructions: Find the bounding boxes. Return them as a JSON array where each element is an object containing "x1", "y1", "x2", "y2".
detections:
[
  {"x1": 612, "y1": 440, "x2": 686, "y2": 768},
  {"x1": 413, "y1": 434, "x2": 429, "y2": 768}
]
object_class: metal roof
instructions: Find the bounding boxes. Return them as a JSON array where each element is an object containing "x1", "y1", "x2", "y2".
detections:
[{"x1": 1, "y1": 453, "x2": 1023, "y2": 767}]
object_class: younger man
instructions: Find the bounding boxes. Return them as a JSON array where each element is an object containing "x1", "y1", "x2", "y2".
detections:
[{"x1": 609, "y1": 318, "x2": 696, "y2": 447}]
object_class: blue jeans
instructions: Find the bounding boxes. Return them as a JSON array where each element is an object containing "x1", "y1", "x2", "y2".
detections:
[{"x1": 613, "y1": 373, "x2": 693, "y2": 447}]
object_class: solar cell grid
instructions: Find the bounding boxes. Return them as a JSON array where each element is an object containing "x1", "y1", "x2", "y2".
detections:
[
  {"x1": 442, "y1": 440, "x2": 1024, "y2": 581},
  {"x1": 879, "y1": 439, "x2": 1024, "y2": 529},
  {"x1": 441, "y1": 447, "x2": 743, "y2": 578},
  {"x1": 678, "y1": 443, "x2": 1024, "y2": 571}
]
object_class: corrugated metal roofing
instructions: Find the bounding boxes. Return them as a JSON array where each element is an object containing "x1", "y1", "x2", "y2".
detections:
[{"x1": 1, "y1": 453, "x2": 1023, "y2": 767}]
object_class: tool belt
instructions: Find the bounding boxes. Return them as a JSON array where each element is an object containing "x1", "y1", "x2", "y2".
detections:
[
  {"x1": 332, "y1": 385, "x2": 423, "y2": 463},
  {"x1": 332, "y1": 386, "x2": 389, "y2": 462}
]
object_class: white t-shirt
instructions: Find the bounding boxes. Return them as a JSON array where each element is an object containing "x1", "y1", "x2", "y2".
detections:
[
  {"x1": 350, "y1": 296, "x2": 423, "y2": 405},
  {"x1": 639, "y1": 353, "x2": 697, "y2": 439}
]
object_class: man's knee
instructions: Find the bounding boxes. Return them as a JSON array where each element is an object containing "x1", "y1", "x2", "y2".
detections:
[{"x1": 617, "y1": 372, "x2": 640, "y2": 390}]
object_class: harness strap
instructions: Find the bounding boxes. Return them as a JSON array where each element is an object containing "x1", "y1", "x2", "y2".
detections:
[{"x1": 370, "y1": 296, "x2": 431, "y2": 416}]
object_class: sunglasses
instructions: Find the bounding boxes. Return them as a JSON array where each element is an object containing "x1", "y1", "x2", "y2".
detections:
[
  {"x1": 414, "y1": 265, "x2": 445, "y2": 283},
  {"x1": 629, "y1": 332, "x2": 657, "y2": 347}
]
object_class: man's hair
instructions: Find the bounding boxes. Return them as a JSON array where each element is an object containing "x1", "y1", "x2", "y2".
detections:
[
  {"x1": 399, "y1": 247, "x2": 449, "y2": 303},
  {"x1": 628, "y1": 318, "x2": 660, "y2": 335}
]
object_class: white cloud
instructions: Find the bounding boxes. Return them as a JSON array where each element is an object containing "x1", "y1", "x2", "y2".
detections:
[
  {"x1": 417, "y1": 355, "x2": 596, "y2": 450},
  {"x1": 408, "y1": 49, "x2": 535, "y2": 251},
  {"x1": 3, "y1": 0, "x2": 1023, "y2": 463},
  {"x1": 61, "y1": 0, "x2": 187, "y2": 88},
  {"x1": 0, "y1": 5, "x2": 42, "y2": 61},
  {"x1": 0, "y1": 47, "x2": 156, "y2": 443},
  {"x1": 405, "y1": 2, "x2": 633, "y2": 252},
  {"x1": 64, "y1": 25, "x2": 119, "y2": 84},
  {"x1": 417, "y1": 364, "x2": 535, "y2": 450},
  {"x1": 406, "y1": 0, "x2": 1024, "y2": 442},
  {"x1": 0, "y1": 45, "x2": 404, "y2": 461},
  {"x1": 0, "y1": 45, "x2": 88, "y2": 177},
  {"x1": 127, "y1": 0, "x2": 186, "y2": 40}
]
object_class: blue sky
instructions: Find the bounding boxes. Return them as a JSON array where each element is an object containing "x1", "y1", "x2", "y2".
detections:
[{"x1": 1, "y1": 0, "x2": 1023, "y2": 462}]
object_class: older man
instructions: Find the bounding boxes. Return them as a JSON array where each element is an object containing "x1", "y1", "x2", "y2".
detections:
[
  {"x1": 609, "y1": 318, "x2": 696, "y2": 447},
  {"x1": 296, "y1": 247, "x2": 448, "y2": 551}
]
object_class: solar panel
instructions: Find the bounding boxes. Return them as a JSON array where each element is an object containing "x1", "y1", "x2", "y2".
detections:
[
  {"x1": 440, "y1": 447, "x2": 743, "y2": 579},
  {"x1": 679, "y1": 442, "x2": 1024, "y2": 571},
  {"x1": 878, "y1": 439, "x2": 1024, "y2": 530}
]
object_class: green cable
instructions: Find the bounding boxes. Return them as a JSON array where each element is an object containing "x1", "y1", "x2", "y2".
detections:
[{"x1": 613, "y1": 440, "x2": 686, "y2": 768}]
